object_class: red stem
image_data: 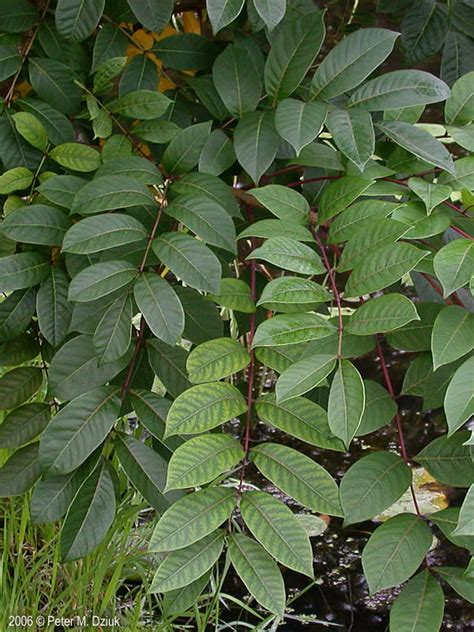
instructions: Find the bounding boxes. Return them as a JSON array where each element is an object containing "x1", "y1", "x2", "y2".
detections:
[
  {"x1": 311, "y1": 226, "x2": 344, "y2": 358},
  {"x1": 375, "y1": 338, "x2": 422, "y2": 517}
]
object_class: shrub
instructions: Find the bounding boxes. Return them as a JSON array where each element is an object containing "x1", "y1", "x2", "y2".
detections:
[{"x1": 0, "y1": 0, "x2": 473, "y2": 629}]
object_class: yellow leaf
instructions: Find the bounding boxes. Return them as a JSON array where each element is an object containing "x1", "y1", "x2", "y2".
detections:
[
  {"x1": 159, "y1": 75, "x2": 176, "y2": 92},
  {"x1": 126, "y1": 44, "x2": 142, "y2": 59},
  {"x1": 152, "y1": 25, "x2": 177, "y2": 42},
  {"x1": 15, "y1": 81, "x2": 32, "y2": 99},
  {"x1": 148, "y1": 52, "x2": 163, "y2": 69},
  {"x1": 183, "y1": 11, "x2": 201, "y2": 34}
]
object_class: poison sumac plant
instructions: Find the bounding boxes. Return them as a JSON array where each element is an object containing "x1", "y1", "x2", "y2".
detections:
[{"x1": 0, "y1": 0, "x2": 473, "y2": 628}]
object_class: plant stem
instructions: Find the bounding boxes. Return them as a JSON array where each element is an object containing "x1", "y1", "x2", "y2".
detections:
[
  {"x1": 375, "y1": 338, "x2": 422, "y2": 517},
  {"x1": 311, "y1": 226, "x2": 344, "y2": 358},
  {"x1": 5, "y1": 1, "x2": 50, "y2": 106}
]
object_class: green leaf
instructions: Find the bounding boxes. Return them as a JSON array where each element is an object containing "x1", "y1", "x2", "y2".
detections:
[
  {"x1": 134, "y1": 273, "x2": 184, "y2": 346},
  {"x1": 241, "y1": 490, "x2": 312, "y2": 577},
  {"x1": 153, "y1": 34, "x2": 218, "y2": 71},
  {"x1": 433, "y1": 239, "x2": 474, "y2": 297},
  {"x1": 346, "y1": 294, "x2": 419, "y2": 335},
  {"x1": 0, "y1": 403, "x2": 50, "y2": 448},
  {"x1": 252, "y1": 0, "x2": 285, "y2": 30},
  {"x1": 149, "y1": 530, "x2": 225, "y2": 593},
  {"x1": 255, "y1": 393, "x2": 344, "y2": 451},
  {"x1": 248, "y1": 185, "x2": 309, "y2": 223},
  {"x1": 63, "y1": 214, "x2": 147, "y2": 255},
  {"x1": 55, "y1": 0, "x2": 105, "y2": 42},
  {"x1": 0, "y1": 252, "x2": 49, "y2": 292},
  {"x1": 96, "y1": 156, "x2": 162, "y2": 185},
  {"x1": 264, "y1": 12, "x2": 325, "y2": 105},
  {"x1": 71, "y1": 175, "x2": 155, "y2": 214},
  {"x1": 0, "y1": 443, "x2": 41, "y2": 497},
  {"x1": 199, "y1": 130, "x2": 236, "y2": 176},
  {"x1": 165, "y1": 434, "x2": 244, "y2": 490},
  {"x1": 257, "y1": 277, "x2": 331, "y2": 313},
  {"x1": 93, "y1": 293, "x2": 133, "y2": 365},
  {"x1": 444, "y1": 356, "x2": 474, "y2": 435},
  {"x1": 274, "y1": 98, "x2": 327, "y2": 155},
  {"x1": 176, "y1": 286, "x2": 224, "y2": 344},
  {"x1": 0, "y1": 288, "x2": 36, "y2": 342},
  {"x1": 0, "y1": 167, "x2": 33, "y2": 194},
  {"x1": 328, "y1": 199, "x2": 400, "y2": 244},
  {"x1": 328, "y1": 359, "x2": 365, "y2": 448},
  {"x1": 153, "y1": 233, "x2": 221, "y2": 294},
  {"x1": 433, "y1": 567, "x2": 474, "y2": 604},
  {"x1": 131, "y1": 389, "x2": 171, "y2": 442},
  {"x1": 0, "y1": 44, "x2": 21, "y2": 82},
  {"x1": 390, "y1": 570, "x2": 444, "y2": 632},
  {"x1": 39, "y1": 387, "x2": 120, "y2": 475},
  {"x1": 37, "y1": 174, "x2": 85, "y2": 208},
  {"x1": 126, "y1": 0, "x2": 173, "y2": 31},
  {"x1": 165, "y1": 194, "x2": 236, "y2": 254},
  {"x1": 310, "y1": 28, "x2": 399, "y2": 100},
  {"x1": 326, "y1": 109, "x2": 374, "y2": 171},
  {"x1": 252, "y1": 313, "x2": 334, "y2": 348},
  {"x1": 362, "y1": 513, "x2": 432, "y2": 594},
  {"x1": 445, "y1": 71, "x2": 474, "y2": 125},
  {"x1": 0, "y1": 367, "x2": 43, "y2": 410},
  {"x1": 1, "y1": 203, "x2": 70, "y2": 246},
  {"x1": 391, "y1": 202, "x2": 451, "y2": 240},
  {"x1": 340, "y1": 451, "x2": 412, "y2": 525},
  {"x1": 228, "y1": 533, "x2": 285, "y2": 617},
  {"x1": 415, "y1": 431, "x2": 474, "y2": 487},
  {"x1": 275, "y1": 354, "x2": 336, "y2": 402},
  {"x1": 355, "y1": 380, "x2": 397, "y2": 436},
  {"x1": 187, "y1": 338, "x2": 250, "y2": 384},
  {"x1": 431, "y1": 507, "x2": 474, "y2": 552},
  {"x1": 150, "y1": 487, "x2": 234, "y2": 552},
  {"x1": 251, "y1": 442, "x2": 342, "y2": 516},
  {"x1": 207, "y1": 278, "x2": 255, "y2": 313},
  {"x1": 91, "y1": 23, "x2": 128, "y2": 72},
  {"x1": 171, "y1": 172, "x2": 240, "y2": 219},
  {"x1": 239, "y1": 219, "x2": 312, "y2": 242},
  {"x1": 318, "y1": 176, "x2": 373, "y2": 223},
  {"x1": 17, "y1": 97, "x2": 75, "y2": 145},
  {"x1": 234, "y1": 111, "x2": 279, "y2": 184},
  {"x1": 49, "y1": 334, "x2": 129, "y2": 400},
  {"x1": 12, "y1": 112, "x2": 48, "y2": 152},
  {"x1": 162, "y1": 573, "x2": 211, "y2": 615},
  {"x1": 68, "y1": 261, "x2": 137, "y2": 302},
  {"x1": 29, "y1": 58, "x2": 82, "y2": 115},
  {"x1": 402, "y1": 0, "x2": 448, "y2": 64},
  {"x1": 0, "y1": 0, "x2": 37, "y2": 33},
  {"x1": 110, "y1": 90, "x2": 170, "y2": 120},
  {"x1": 37, "y1": 267, "x2": 72, "y2": 347},
  {"x1": 247, "y1": 237, "x2": 324, "y2": 274},
  {"x1": 147, "y1": 339, "x2": 192, "y2": 398},
  {"x1": 115, "y1": 433, "x2": 178, "y2": 514},
  {"x1": 207, "y1": 0, "x2": 245, "y2": 32},
  {"x1": 337, "y1": 219, "x2": 409, "y2": 273},
  {"x1": 454, "y1": 485, "x2": 474, "y2": 536},
  {"x1": 60, "y1": 461, "x2": 116, "y2": 561},
  {"x1": 212, "y1": 44, "x2": 261, "y2": 118},
  {"x1": 344, "y1": 243, "x2": 429, "y2": 298},
  {"x1": 431, "y1": 305, "x2": 474, "y2": 369},
  {"x1": 293, "y1": 142, "x2": 343, "y2": 170},
  {"x1": 407, "y1": 177, "x2": 451, "y2": 214},
  {"x1": 165, "y1": 382, "x2": 247, "y2": 437},
  {"x1": 49, "y1": 142, "x2": 101, "y2": 172},
  {"x1": 162, "y1": 121, "x2": 212, "y2": 175},
  {"x1": 387, "y1": 302, "x2": 442, "y2": 352},
  {"x1": 348, "y1": 70, "x2": 450, "y2": 110},
  {"x1": 376, "y1": 121, "x2": 455, "y2": 175}
]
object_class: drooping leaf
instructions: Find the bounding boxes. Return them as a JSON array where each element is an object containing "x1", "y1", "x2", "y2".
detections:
[
  {"x1": 149, "y1": 530, "x2": 225, "y2": 593},
  {"x1": 433, "y1": 239, "x2": 474, "y2": 297},
  {"x1": 0, "y1": 443, "x2": 41, "y2": 497},
  {"x1": 340, "y1": 451, "x2": 412, "y2": 525},
  {"x1": 362, "y1": 513, "x2": 432, "y2": 594},
  {"x1": 212, "y1": 44, "x2": 261, "y2": 118},
  {"x1": 233, "y1": 111, "x2": 280, "y2": 184},
  {"x1": 60, "y1": 461, "x2": 116, "y2": 561},
  {"x1": 276, "y1": 354, "x2": 336, "y2": 402},
  {"x1": 444, "y1": 356, "x2": 474, "y2": 435},
  {"x1": 326, "y1": 109, "x2": 375, "y2": 171},
  {"x1": 328, "y1": 359, "x2": 365, "y2": 448},
  {"x1": 68, "y1": 261, "x2": 137, "y2": 302},
  {"x1": 228, "y1": 534, "x2": 285, "y2": 617},
  {"x1": 275, "y1": 99, "x2": 327, "y2": 155},
  {"x1": 251, "y1": 442, "x2": 342, "y2": 516},
  {"x1": 37, "y1": 267, "x2": 72, "y2": 347},
  {"x1": 0, "y1": 367, "x2": 43, "y2": 411},
  {"x1": 55, "y1": 0, "x2": 105, "y2": 42},
  {"x1": 134, "y1": 273, "x2": 184, "y2": 346},
  {"x1": 389, "y1": 570, "x2": 444, "y2": 632},
  {"x1": 247, "y1": 237, "x2": 325, "y2": 275},
  {"x1": 39, "y1": 387, "x2": 121, "y2": 475}
]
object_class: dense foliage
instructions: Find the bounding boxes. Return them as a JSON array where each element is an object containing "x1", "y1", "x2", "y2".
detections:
[{"x1": 0, "y1": 0, "x2": 473, "y2": 628}]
